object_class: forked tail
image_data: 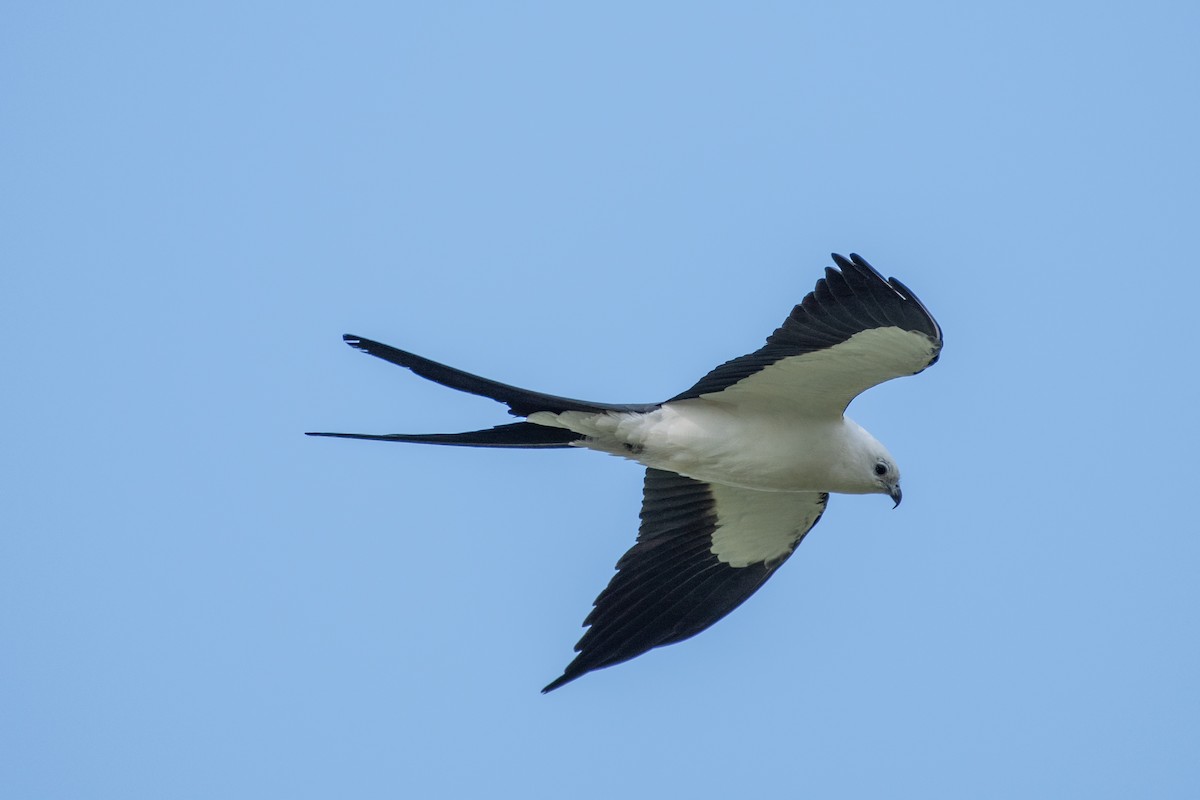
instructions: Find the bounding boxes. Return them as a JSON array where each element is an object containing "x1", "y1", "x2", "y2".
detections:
[
  {"x1": 306, "y1": 334, "x2": 658, "y2": 448},
  {"x1": 307, "y1": 421, "x2": 582, "y2": 448}
]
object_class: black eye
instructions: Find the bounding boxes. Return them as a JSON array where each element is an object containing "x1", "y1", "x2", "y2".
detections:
[{"x1": 874, "y1": 463, "x2": 888, "y2": 477}]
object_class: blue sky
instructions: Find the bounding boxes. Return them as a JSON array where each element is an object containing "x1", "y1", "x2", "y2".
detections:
[{"x1": 4, "y1": 2, "x2": 1199, "y2": 797}]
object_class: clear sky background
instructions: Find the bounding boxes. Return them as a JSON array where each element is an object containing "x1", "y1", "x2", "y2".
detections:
[{"x1": 4, "y1": 2, "x2": 1199, "y2": 798}]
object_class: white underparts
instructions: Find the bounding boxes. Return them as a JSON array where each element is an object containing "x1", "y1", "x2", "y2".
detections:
[
  {"x1": 529, "y1": 402, "x2": 893, "y2": 496},
  {"x1": 525, "y1": 327, "x2": 930, "y2": 495}
]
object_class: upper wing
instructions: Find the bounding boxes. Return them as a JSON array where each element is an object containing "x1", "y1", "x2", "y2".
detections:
[
  {"x1": 543, "y1": 469, "x2": 827, "y2": 692},
  {"x1": 670, "y1": 253, "x2": 942, "y2": 415}
]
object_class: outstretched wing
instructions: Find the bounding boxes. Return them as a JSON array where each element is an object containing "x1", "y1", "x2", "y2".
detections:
[
  {"x1": 543, "y1": 469, "x2": 827, "y2": 692},
  {"x1": 671, "y1": 253, "x2": 942, "y2": 415}
]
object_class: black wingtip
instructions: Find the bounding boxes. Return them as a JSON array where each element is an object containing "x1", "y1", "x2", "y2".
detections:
[
  {"x1": 832, "y1": 252, "x2": 885, "y2": 282},
  {"x1": 844, "y1": 252, "x2": 885, "y2": 281}
]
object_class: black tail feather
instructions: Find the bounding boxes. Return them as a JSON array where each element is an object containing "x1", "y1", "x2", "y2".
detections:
[
  {"x1": 305, "y1": 422, "x2": 582, "y2": 449},
  {"x1": 341, "y1": 335, "x2": 657, "y2": 418}
]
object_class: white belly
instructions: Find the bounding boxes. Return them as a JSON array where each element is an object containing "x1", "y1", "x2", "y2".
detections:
[{"x1": 529, "y1": 399, "x2": 873, "y2": 494}]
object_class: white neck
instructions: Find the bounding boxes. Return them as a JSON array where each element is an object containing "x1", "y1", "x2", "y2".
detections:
[{"x1": 537, "y1": 403, "x2": 892, "y2": 495}]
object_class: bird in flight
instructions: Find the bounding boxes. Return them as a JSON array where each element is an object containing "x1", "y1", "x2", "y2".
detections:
[{"x1": 309, "y1": 253, "x2": 943, "y2": 692}]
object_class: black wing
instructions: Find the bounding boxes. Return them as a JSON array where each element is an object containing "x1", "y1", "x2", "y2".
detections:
[
  {"x1": 670, "y1": 253, "x2": 942, "y2": 407},
  {"x1": 543, "y1": 469, "x2": 827, "y2": 692}
]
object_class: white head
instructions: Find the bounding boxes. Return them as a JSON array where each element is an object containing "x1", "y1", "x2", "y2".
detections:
[
  {"x1": 839, "y1": 420, "x2": 903, "y2": 506},
  {"x1": 868, "y1": 449, "x2": 903, "y2": 507}
]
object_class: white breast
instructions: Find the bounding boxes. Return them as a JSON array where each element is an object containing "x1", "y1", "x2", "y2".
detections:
[{"x1": 532, "y1": 401, "x2": 878, "y2": 494}]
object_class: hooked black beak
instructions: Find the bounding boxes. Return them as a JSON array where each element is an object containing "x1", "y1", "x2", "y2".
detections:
[{"x1": 889, "y1": 484, "x2": 902, "y2": 508}]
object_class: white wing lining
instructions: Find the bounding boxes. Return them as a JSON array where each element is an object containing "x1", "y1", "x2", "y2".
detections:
[{"x1": 709, "y1": 484, "x2": 828, "y2": 567}]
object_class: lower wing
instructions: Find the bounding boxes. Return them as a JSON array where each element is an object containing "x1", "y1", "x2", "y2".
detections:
[{"x1": 544, "y1": 469, "x2": 828, "y2": 692}]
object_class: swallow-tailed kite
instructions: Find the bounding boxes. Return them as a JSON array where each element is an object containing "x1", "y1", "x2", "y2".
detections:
[{"x1": 309, "y1": 253, "x2": 942, "y2": 692}]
